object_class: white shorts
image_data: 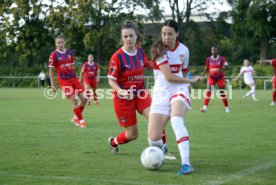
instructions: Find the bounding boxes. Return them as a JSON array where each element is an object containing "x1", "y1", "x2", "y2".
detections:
[
  {"x1": 150, "y1": 85, "x2": 191, "y2": 116},
  {"x1": 244, "y1": 78, "x2": 255, "y2": 85}
]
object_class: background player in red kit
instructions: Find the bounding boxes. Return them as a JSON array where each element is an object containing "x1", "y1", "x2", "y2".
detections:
[
  {"x1": 259, "y1": 58, "x2": 276, "y2": 106},
  {"x1": 49, "y1": 35, "x2": 87, "y2": 128},
  {"x1": 79, "y1": 54, "x2": 100, "y2": 105},
  {"x1": 107, "y1": 20, "x2": 174, "y2": 158},
  {"x1": 200, "y1": 46, "x2": 230, "y2": 113}
]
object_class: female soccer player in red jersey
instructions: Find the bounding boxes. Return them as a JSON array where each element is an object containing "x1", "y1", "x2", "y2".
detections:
[
  {"x1": 79, "y1": 54, "x2": 100, "y2": 105},
  {"x1": 259, "y1": 59, "x2": 276, "y2": 106},
  {"x1": 148, "y1": 19, "x2": 202, "y2": 175},
  {"x1": 200, "y1": 46, "x2": 230, "y2": 113},
  {"x1": 49, "y1": 36, "x2": 87, "y2": 128},
  {"x1": 107, "y1": 20, "x2": 175, "y2": 159}
]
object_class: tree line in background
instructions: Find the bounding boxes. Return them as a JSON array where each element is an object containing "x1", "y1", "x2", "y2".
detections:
[{"x1": 0, "y1": 0, "x2": 275, "y2": 69}]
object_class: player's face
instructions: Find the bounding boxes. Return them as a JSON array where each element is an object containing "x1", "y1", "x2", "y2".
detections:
[
  {"x1": 88, "y1": 55, "x2": 94, "y2": 62},
  {"x1": 244, "y1": 59, "x2": 249, "y2": 66},
  {"x1": 55, "y1": 38, "x2": 65, "y2": 51},
  {"x1": 211, "y1": 47, "x2": 217, "y2": 56},
  {"x1": 161, "y1": 26, "x2": 178, "y2": 50},
  {"x1": 121, "y1": 28, "x2": 137, "y2": 49}
]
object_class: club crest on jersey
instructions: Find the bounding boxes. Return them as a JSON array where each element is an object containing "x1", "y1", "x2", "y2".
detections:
[
  {"x1": 179, "y1": 54, "x2": 185, "y2": 62},
  {"x1": 140, "y1": 60, "x2": 144, "y2": 67},
  {"x1": 125, "y1": 64, "x2": 130, "y2": 68}
]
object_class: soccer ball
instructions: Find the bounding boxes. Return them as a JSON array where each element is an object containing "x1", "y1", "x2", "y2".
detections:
[{"x1": 141, "y1": 146, "x2": 165, "y2": 170}]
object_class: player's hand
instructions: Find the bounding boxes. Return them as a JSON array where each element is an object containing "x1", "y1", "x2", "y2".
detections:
[
  {"x1": 189, "y1": 76, "x2": 202, "y2": 83},
  {"x1": 117, "y1": 89, "x2": 134, "y2": 100}
]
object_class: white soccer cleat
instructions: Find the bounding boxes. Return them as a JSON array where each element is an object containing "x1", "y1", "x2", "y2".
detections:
[
  {"x1": 225, "y1": 107, "x2": 230, "y2": 113},
  {"x1": 164, "y1": 152, "x2": 177, "y2": 160},
  {"x1": 270, "y1": 102, "x2": 276, "y2": 106},
  {"x1": 200, "y1": 107, "x2": 207, "y2": 113},
  {"x1": 252, "y1": 98, "x2": 258, "y2": 101}
]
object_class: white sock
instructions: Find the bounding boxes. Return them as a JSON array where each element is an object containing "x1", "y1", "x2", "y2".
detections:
[
  {"x1": 171, "y1": 116, "x2": 190, "y2": 165},
  {"x1": 250, "y1": 86, "x2": 256, "y2": 99},
  {"x1": 148, "y1": 139, "x2": 165, "y2": 151}
]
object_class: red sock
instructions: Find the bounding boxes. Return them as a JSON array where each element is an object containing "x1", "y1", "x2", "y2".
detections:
[
  {"x1": 73, "y1": 107, "x2": 83, "y2": 120},
  {"x1": 113, "y1": 132, "x2": 129, "y2": 146},
  {"x1": 204, "y1": 91, "x2": 211, "y2": 106},
  {"x1": 219, "y1": 90, "x2": 228, "y2": 107},
  {"x1": 273, "y1": 91, "x2": 276, "y2": 102},
  {"x1": 79, "y1": 106, "x2": 84, "y2": 113},
  {"x1": 162, "y1": 130, "x2": 166, "y2": 145}
]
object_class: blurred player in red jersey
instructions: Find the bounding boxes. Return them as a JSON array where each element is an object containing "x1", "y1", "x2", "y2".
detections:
[
  {"x1": 259, "y1": 59, "x2": 276, "y2": 106},
  {"x1": 200, "y1": 46, "x2": 230, "y2": 113},
  {"x1": 148, "y1": 19, "x2": 202, "y2": 175},
  {"x1": 49, "y1": 36, "x2": 87, "y2": 128},
  {"x1": 79, "y1": 54, "x2": 100, "y2": 105},
  {"x1": 107, "y1": 20, "x2": 174, "y2": 159}
]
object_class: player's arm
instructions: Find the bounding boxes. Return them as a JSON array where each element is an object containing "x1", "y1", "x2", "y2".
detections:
[
  {"x1": 159, "y1": 64, "x2": 201, "y2": 84},
  {"x1": 79, "y1": 68, "x2": 84, "y2": 83},
  {"x1": 97, "y1": 68, "x2": 100, "y2": 83},
  {"x1": 232, "y1": 72, "x2": 242, "y2": 83},
  {"x1": 258, "y1": 59, "x2": 272, "y2": 65},
  {"x1": 49, "y1": 67, "x2": 57, "y2": 92},
  {"x1": 202, "y1": 67, "x2": 208, "y2": 77}
]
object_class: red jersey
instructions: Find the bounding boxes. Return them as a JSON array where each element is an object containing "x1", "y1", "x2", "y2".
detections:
[
  {"x1": 48, "y1": 49, "x2": 76, "y2": 80},
  {"x1": 272, "y1": 59, "x2": 276, "y2": 76},
  {"x1": 205, "y1": 55, "x2": 226, "y2": 78},
  {"x1": 82, "y1": 62, "x2": 99, "y2": 80},
  {"x1": 108, "y1": 47, "x2": 150, "y2": 90}
]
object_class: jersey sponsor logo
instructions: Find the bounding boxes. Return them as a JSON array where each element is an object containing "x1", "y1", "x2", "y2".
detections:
[
  {"x1": 127, "y1": 74, "x2": 143, "y2": 81},
  {"x1": 170, "y1": 64, "x2": 181, "y2": 73}
]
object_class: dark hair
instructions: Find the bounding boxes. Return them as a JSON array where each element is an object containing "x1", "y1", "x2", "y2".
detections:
[
  {"x1": 121, "y1": 20, "x2": 143, "y2": 47},
  {"x1": 55, "y1": 35, "x2": 64, "y2": 41},
  {"x1": 162, "y1": 19, "x2": 179, "y2": 33}
]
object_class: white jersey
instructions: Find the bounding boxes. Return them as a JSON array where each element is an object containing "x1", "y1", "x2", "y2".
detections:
[
  {"x1": 150, "y1": 42, "x2": 190, "y2": 115},
  {"x1": 240, "y1": 66, "x2": 255, "y2": 84}
]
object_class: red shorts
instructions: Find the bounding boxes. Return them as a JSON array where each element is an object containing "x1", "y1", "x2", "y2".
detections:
[
  {"x1": 84, "y1": 79, "x2": 97, "y2": 89},
  {"x1": 273, "y1": 76, "x2": 276, "y2": 89},
  {"x1": 207, "y1": 77, "x2": 226, "y2": 89},
  {"x1": 113, "y1": 90, "x2": 151, "y2": 127},
  {"x1": 58, "y1": 78, "x2": 84, "y2": 98}
]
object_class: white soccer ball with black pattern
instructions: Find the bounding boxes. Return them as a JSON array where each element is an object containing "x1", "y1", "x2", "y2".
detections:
[{"x1": 141, "y1": 146, "x2": 165, "y2": 170}]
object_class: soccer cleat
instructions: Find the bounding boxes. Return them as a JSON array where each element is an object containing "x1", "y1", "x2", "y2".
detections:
[
  {"x1": 225, "y1": 107, "x2": 230, "y2": 113},
  {"x1": 200, "y1": 107, "x2": 207, "y2": 113},
  {"x1": 163, "y1": 145, "x2": 177, "y2": 160},
  {"x1": 71, "y1": 117, "x2": 80, "y2": 126},
  {"x1": 94, "y1": 100, "x2": 99, "y2": 105},
  {"x1": 108, "y1": 137, "x2": 120, "y2": 154},
  {"x1": 252, "y1": 98, "x2": 258, "y2": 101},
  {"x1": 177, "y1": 164, "x2": 194, "y2": 175},
  {"x1": 242, "y1": 94, "x2": 247, "y2": 99},
  {"x1": 87, "y1": 100, "x2": 91, "y2": 106},
  {"x1": 270, "y1": 102, "x2": 276, "y2": 106},
  {"x1": 80, "y1": 120, "x2": 87, "y2": 128}
]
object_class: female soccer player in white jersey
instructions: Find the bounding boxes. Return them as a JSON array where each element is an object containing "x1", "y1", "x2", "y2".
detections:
[
  {"x1": 232, "y1": 59, "x2": 258, "y2": 101},
  {"x1": 147, "y1": 19, "x2": 202, "y2": 175}
]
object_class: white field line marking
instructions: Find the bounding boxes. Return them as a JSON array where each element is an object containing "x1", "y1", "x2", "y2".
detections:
[
  {"x1": 0, "y1": 171, "x2": 181, "y2": 185},
  {"x1": 206, "y1": 160, "x2": 276, "y2": 185}
]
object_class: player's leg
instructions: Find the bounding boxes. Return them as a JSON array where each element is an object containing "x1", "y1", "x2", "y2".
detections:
[
  {"x1": 170, "y1": 94, "x2": 193, "y2": 175},
  {"x1": 217, "y1": 79, "x2": 230, "y2": 112},
  {"x1": 108, "y1": 98, "x2": 137, "y2": 153},
  {"x1": 91, "y1": 80, "x2": 98, "y2": 104},
  {"x1": 248, "y1": 83, "x2": 258, "y2": 101},
  {"x1": 200, "y1": 81, "x2": 213, "y2": 112},
  {"x1": 84, "y1": 83, "x2": 92, "y2": 105},
  {"x1": 271, "y1": 77, "x2": 276, "y2": 106}
]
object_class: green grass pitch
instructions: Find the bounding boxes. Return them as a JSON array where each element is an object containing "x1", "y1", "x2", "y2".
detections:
[{"x1": 0, "y1": 88, "x2": 275, "y2": 185}]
